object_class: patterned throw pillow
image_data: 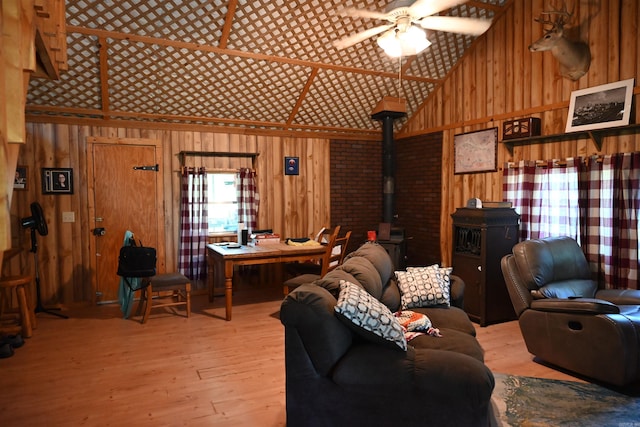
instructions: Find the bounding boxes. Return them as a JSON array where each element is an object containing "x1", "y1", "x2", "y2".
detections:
[
  {"x1": 334, "y1": 280, "x2": 407, "y2": 351},
  {"x1": 396, "y1": 265, "x2": 451, "y2": 309}
]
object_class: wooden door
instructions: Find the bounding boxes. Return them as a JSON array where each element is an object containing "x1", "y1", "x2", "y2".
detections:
[{"x1": 87, "y1": 137, "x2": 165, "y2": 304}]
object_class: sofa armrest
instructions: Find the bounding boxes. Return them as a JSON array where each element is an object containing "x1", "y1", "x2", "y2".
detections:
[
  {"x1": 450, "y1": 274, "x2": 465, "y2": 309},
  {"x1": 530, "y1": 298, "x2": 620, "y2": 314}
]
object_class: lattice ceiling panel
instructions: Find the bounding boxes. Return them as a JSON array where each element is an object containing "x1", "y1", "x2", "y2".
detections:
[
  {"x1": 27, "y1": 33, "x2": 101, "y2": 110},
  {"x1": 107, "y1": 39, "x2": 309, "y2": 123},
  {"x1": 27, "y1": 0, "x2": 509, "y2": 138}
]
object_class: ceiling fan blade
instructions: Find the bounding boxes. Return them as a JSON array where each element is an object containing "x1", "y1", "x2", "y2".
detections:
[
  {"x1": 339, "y1": 7, "x2": 391, "y2": 21},
  {"x1": 418, "y1": 16, "x2": 492, "y2": 36},
  {"x1": 409, "y1": 0, "x2": 466, "y2": 18},
  {"x1": 332, "y1": 24, "x2": 394, "y2": 50}
]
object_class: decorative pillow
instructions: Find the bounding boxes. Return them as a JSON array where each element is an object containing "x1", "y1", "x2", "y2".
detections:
[
  {"x1": 397, "y1": 265, "x2": 451, "y2": 309},
  {"x1": 334, "y1": 280, "x2": 407, "y2": 351}
]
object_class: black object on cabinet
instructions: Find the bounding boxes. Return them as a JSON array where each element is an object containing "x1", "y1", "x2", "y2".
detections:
[{"x1": 451, "y1": 207, "x2": 519, "y2": 326}]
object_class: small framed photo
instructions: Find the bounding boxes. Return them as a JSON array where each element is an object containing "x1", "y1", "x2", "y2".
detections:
[
  {"x1": 284, "y1": 156, "x2": 299, "y2": 175},
  {"x1": 42, "y1": 168, "x2": 74, "y2": 194},
  {"x1": 454, "y1": 128, "x2": 498, "y2": 174},
  {"x1": 13, "y1": 165, "x2": 28, "y2": 191},
  {"x1": 566, "y1": 78, "x2": 635, "y2": 132}
]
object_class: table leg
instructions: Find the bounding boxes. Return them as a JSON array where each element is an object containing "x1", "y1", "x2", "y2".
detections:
[
  {"x1": 224, "y1": 260, "x2": 234, "y2": 321},
  {"x1": 208, "y1": 254, "x2": 215, "y2": 302}
]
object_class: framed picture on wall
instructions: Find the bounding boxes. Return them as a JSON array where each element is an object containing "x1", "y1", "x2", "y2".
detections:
[
  {"x1": 13, "y1": 165, "x2": 28, "y2": 191},
  {"x1": 284, "y1": 156, "x2": 299, "y2": 175},
  {"x1": 454, "y1": 127, "x2": 498, "y2": 174},
  {"x1": 42, "y1": 168, "x2": 74, "y2": 194},
  {"x1": 566, "y1": 78, "x2": 635, "y2": 132}
]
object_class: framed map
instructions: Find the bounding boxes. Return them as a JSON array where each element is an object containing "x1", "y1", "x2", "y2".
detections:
[{"x1": 454, "y1": 128, "x2": 498, "y2": 174}]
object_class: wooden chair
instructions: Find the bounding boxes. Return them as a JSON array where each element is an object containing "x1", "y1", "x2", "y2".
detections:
[
  {"x1": 135, "y1": 273, "x2": 191, "y2": 324},
  {"x1": 283, "y1": 230, "x2": 351, "y2": 295},
  {"x1": 0, "y1": 275, "x2": 36, "y2": 338},
  {"x1": 284, "y1": 226, "x2": 341, "y2": 278}
]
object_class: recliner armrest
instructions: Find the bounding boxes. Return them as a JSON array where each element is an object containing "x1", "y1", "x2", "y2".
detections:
[
  {"x1": 530, "y1": 298, "x2": 620, "y2": 314},
  {"x1": 595, "y1": 288, "x2": 640, "y2": 306}
]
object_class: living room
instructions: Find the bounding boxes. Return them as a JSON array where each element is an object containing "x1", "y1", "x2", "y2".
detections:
[{"x1": 1, "y1": 0, "x2": 639, "y2": 425}]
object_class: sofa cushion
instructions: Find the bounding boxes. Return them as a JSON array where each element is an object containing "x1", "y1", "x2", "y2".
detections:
[
  {"x1": 335, "y1": 280, "x2": 407, "y2": 351},
  {"x1": 414, "y1": 306, "x2": 477, "y2": 337},
  {"x1": 312, "y1": 269, "x2": 359, "y2": 298},
  {"x1": 280, "y1": 284, "x2": 353, "y2": 375},
  {"x1": 379, "y1": 278, "x2": 401, "y2": 312},
  {"x1": 409, "y1": 328, "x2": 485, "y2": 362},
  {"x1": 396, "y1": 265, "x2": 451, "y2": 309},
  {"x1": 339, "y1": 257, "x2": 383, "y2": 299},
  {"x1": 345, "y1": 242, "x2": 395, "y2": 284}
]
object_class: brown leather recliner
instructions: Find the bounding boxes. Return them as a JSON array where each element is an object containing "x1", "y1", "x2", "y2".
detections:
[{"x1": 501, "y1": 236, "x2": 640, "y2": 386}]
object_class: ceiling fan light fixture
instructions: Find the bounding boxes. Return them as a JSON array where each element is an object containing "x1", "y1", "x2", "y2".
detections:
[{"x1": 377, "y1": 26, "x2": 431, "y2": 58}]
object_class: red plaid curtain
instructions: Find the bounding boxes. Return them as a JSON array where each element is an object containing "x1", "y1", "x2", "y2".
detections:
[
  {"x1": 178, "y1": 167, "x2": 208, "y2": 281},
  {"x1": 502, "y1": 159, "x2": 580, "y2": 241},
  {"x1": 579, "y1": 153, "x2": 640, "y2": 289},
  {"x1": 504, "y1": 153, "x2": 640, "y2": 290},
  {"x1": 236, "y1": 168, "x2": 259, "y2": 230}
]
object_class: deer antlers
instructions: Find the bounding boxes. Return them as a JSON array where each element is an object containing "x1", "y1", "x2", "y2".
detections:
[{"x1": 534, "y1": 1, "x2": 573, "y2": 30}]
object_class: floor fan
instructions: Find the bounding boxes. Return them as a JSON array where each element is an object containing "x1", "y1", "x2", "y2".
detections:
[{"x1": 21, "y1": 202, "x2": 68, "y2": 319}]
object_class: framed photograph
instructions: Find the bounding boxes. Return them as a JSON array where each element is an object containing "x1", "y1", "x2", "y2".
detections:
[
  {"x1": 566, "y1": 78, "x2": 635, "y2": 132},
  {"x1": 454, "y1": 127, "x2": 498, "y2": 174},
  {"x1": 13, "y1": 165, "x2": 28, "y2": 191},
  {"x1": 284, "y1": 156, "x2": 299, "y2": 175},
  {"x1": 42, "y1": 168, "x2": 74, "y2": 194}
]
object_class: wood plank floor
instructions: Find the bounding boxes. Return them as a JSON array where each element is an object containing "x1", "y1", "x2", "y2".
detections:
[{"x1": 0, "y1": 272, "x2": 583, "y2": 426}]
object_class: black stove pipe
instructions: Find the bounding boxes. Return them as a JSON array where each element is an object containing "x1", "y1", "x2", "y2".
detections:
[{"x1": 372, "y1": 110, "x2": 406, "y2": 224}]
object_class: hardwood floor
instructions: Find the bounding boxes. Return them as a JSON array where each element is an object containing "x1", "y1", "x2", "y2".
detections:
[{"x1": 0, "y1": 273, "x2": 583, "y2": 426}]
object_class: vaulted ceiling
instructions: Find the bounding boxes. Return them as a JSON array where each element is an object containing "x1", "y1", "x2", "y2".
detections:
[{"x1": 25, "y1": 0, "x2": 510, "y2": 140}]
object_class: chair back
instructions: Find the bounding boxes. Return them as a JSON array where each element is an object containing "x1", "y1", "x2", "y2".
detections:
[
  {"x1": 328, "y1": 231, "x2": 352, "y2": 270},
  {"x1": 501, "y1": 236, "x2": 597, "y2": 316}
]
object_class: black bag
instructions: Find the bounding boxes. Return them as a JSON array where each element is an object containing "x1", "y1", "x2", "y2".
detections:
[{"x1": 117, "y1": 240, "x2": 157, "y2": 279}]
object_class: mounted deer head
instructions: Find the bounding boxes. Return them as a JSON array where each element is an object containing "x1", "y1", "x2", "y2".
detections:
[{"x1": 529, "y1": 1, "x2": 591, "y2": 81}]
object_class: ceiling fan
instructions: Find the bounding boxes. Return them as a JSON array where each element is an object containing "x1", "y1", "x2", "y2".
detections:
[{"x1": 333, "y1": 0, "x2": 493, "y2": 57}]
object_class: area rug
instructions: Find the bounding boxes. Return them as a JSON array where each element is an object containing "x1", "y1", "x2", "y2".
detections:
[{"x1": 491, "y1": 373, "x2": 640, "y2": 427}]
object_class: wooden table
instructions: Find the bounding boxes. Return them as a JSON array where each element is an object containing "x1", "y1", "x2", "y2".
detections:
[{"x1": 207, "y1": 242, "x2": 326, "y2": 321}]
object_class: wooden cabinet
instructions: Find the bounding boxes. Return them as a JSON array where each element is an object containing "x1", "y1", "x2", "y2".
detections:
[{"x1": 451, "y1": 208, "x2": 519, "y2": 326}]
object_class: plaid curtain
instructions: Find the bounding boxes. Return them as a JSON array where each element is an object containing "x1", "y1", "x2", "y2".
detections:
[
  {"x1": 503, "y1": 159, "x2": 580, "y2": 241},
  {"x1": 236, "y1": 168, "x2": 259, "y2": 230},
  {"x1": 178, "y1": 167, "x2": 208, "y2": 281},
  {"x1": 504, "y1": 153, "x2": 640, "y2": 290},
  {"x1": 579, "y1": 153, "x2": 640, "y2": 289}
]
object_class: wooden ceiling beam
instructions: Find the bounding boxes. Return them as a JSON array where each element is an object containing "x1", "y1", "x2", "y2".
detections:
[
  {"x1": 287, "y1": 67, "x2": 318, "y2": 127},
  {"x1": 66, "y1": 25, "x2": 441, "y2": 85},
  {"x1": 24, "y1": 113, "x2": 380, "y2": 141},
  {"x1": 219, "y1": 0, "x2": 238, "y2": 49},
  {"x1": 24, "y1": 103, "x2": 380, "y2": 136}
]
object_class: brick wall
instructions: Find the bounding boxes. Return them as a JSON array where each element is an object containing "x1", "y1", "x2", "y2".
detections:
[
  {"x1": 330, "y1": 132, "x2": 442, "y2": 264},
  {"x1": 330, "y1": 139, "x2": 382, "y2": 253},
  {"x1": 395, "y1": 132, "x2": 443, "y2": 266}
]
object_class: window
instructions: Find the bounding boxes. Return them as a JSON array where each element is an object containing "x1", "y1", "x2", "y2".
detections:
[{"x1": 207, "y1": 173, "x2": 237, "y2": 232}]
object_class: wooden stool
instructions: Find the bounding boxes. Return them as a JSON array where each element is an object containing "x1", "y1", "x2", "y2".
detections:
[
  {"x1": 136, "y1": 273, "x2": 191, "y2": 324},
  {"x1": 0, "y1": 275, "x2": 36, "y2": 338}
]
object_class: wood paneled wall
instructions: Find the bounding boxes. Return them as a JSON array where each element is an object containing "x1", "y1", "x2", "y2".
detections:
[
  {"x1": 8, "y1": 124, "x2": 330, "y2": 304},
  {"x1": 400, "y1": 0, "x2": 640, "y2": 265}
]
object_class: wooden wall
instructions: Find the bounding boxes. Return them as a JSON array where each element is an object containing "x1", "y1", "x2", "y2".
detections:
[
  {"x1": 400, "y1": 0, "x2": 640, "y2": 265},
  {"x1": 8, "y1": 0, "x2": 640, "y2": 305},
  {"x1": 7, "y1": 124, "x2": 331, "y2": 305}
]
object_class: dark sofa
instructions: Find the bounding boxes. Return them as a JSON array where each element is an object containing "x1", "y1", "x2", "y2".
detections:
[{"x1": 280, "y1": 242, "x2": 494, "y2": 427}]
